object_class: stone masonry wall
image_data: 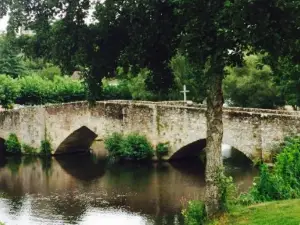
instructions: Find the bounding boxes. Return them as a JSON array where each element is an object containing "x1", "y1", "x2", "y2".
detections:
[{"x1": 0, "y1": 101, "x2": 299, "y2": 161}]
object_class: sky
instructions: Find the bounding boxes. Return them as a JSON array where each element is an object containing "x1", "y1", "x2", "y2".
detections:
[
  {"x1": 0, "y1": 10, "x2": 94, "y2": 33},
  {"x1": 0, "y1": 15, "x2": 8, "y2": 32}
]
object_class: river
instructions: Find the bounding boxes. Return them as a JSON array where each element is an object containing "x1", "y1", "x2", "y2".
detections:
[{"x1": 0, "y1": 147, "x2": 257, "y2": 225}]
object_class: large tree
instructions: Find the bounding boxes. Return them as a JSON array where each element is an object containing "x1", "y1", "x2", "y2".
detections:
[
  {"x1": 175, "y1": 0, "x2": 300, "y2": 216},
  {"x1": 1, "y1": 0, "x2": 180, "y2": 96}
]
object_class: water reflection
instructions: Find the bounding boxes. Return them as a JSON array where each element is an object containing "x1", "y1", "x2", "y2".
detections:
[
  {"x1": 56, "y1": 153, "x2": 107, "y2": 181},
  {"x1": 0, "y1": 152, "x2": 257, "y2": 225}
]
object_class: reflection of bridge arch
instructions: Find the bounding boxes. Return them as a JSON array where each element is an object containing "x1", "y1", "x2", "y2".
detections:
[
  {"x1": 55, "y1": 126, "x2": 97, "y2": 155},
  {"x1": 169, "y1": 138, "x2": 254, "y2": 163},
  {"x1": 55, "y1": 154, "x2": 107, "y2": 181},
  {"x1": 0, "y1": 137, "x2": 6, "y2": 166}
]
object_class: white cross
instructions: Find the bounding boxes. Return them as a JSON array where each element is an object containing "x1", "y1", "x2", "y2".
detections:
[{"x1": 180, "y1": 85, "x2": 190, "y2": 102}]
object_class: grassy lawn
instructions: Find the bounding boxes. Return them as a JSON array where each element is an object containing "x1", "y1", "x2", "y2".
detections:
[{"x1": 212, "y1": 199, "x2": 300, "y2": 225}]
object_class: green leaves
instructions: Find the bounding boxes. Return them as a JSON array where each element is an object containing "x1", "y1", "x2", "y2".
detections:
[
  {"x1": 17, "y1": 75, "x2": 86, "y2": 105},
  {"x1": 0, "y1": 37, "x2": 26, "y2": 78},
  {"x1": 104, "y1": 133, "x2": 154, "y2": 161},
  {"x1": 224, "y1": 0, "x2": 232, "y2": 7},
  {"x1": 248, "y1": 136, "x2": 300, "y2": 202},
  {"x1": 0, "y1": 75, "x2": 20, "y2": 109},
  {"x1": 223, "y1": 54, "x2": 285, "y2": 109},
  {"x1": 5, "y1": 133, "x2": 22, "y2": 154}
]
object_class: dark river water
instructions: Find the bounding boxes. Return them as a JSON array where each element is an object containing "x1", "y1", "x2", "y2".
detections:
[{"x1": 0, "y1": 148, "x2": 257, "y2": 225}]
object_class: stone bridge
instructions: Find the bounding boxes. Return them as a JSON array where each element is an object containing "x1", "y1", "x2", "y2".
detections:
[{"x1": 0, "y1": 101, "x2": 300, "y2": 162}]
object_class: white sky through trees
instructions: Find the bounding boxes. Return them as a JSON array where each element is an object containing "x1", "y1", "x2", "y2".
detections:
[{"x1": 0, "y1": 15, "x2": 8, "y2": 32}]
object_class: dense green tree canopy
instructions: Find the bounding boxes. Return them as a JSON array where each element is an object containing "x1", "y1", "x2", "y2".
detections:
[
  {"x1": 272, "y1": 57, "x2": 300, "y2": 109},
  {"x1": 223, "y1": 54, "x2": 285, "y2": 109},
  {"x1": 0, "y1": 36, "x2": 25, "y2": 78},
  {"x1": 1, "y1": 0, "x2": 181, "y2": 95}
]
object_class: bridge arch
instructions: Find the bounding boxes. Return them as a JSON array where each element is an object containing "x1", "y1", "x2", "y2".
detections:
[
  {"x1": 54, "y1": 126, "x2": 98, "y2": 155},
  {"x1": 169, "y1": 139, "x2": 254, "y2": 163},
  {"x1": 169, "y1": 139, "x2": 206, "y2": 161}
]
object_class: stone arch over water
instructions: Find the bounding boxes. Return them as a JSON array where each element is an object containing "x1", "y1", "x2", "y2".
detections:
[
  {"x1": 55, "y1": 126, "x2": 98, "y2": 155},
  {"x1": 169, "y1": 139, "x2": 254, "y2": 163},
  {"x1": 169, "y1": 139, "x2": 206, "y2": 161}
]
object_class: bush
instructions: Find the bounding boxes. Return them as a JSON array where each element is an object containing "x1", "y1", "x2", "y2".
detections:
[
  {"x1": 101, "y1": 80, "x2": 132, "y2": 100},
  {"x1": 182, "y1": 200, "x2": 206, "y2": 225},
  {"x1": 246, "y1": 136, "x2": 300, "y2": 202},
  {"x1": 37, "y1": 65, "x2": 62, "y2": 80},
  {"x1": 22, "y1": 144, "x2": 38, "y2": 155},
  {"x1": 52, "y1": 76, "x2": 86, "y2": 102},
  {"x1": 105, "y1": 133, "x2": 154, "y2": 160},
  {"x1": 5, "y1": 133, "x2": 22, "y2": 154},
  {"x1": 156, "y1": 142, "x2": 169, "y2": 159},
  {"x1": 121, "y1": 134, "x2": 154, "y2": 160},
  {"x1": 0, "y1": 75, "x2": 20, "y2": 108},
  {"x1": 17, "y1": 75, "x2": 54, "y2": 105},
  {"x1": 40, "y1": 139, "x2": 52, "y2": 156},
  {"x1": 16, "y1": 75, "x2": 86, "y2": 105},
  {"x1": 104, "y1": 132, "x2": 124, "y2": 158}
]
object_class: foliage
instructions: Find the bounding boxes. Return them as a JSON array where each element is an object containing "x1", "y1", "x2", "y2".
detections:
[
  {"x1": 169, "y1": 52, "x2": 206, "y2": 103},
  {"x1": 5, "y1": 133, "x2": 22, "y2": 154},
  {"x1": 40, "y1": 139, "x2": 52, "y2": 156},
  {"x1": 246, "y1": 136, "x2": 300, "y2": 202},
  {"x1": 0, "y1": 74, "x2": 20, "y2": 109},
  {"x1": 182, "y1": 200, "x2": 206, "y2": 225},
  {"x1": 101, "y1": 68, "x2": 156, "y2": 100},
  {"x1": 6, "y1": 156, "x2": 22, "y2": 174},
  {"x1": 16, "y1": 75, "x2": 85, "y2": 105},
  {"x1": 156, "y1": 142, "x2": 169, "y2": 159},
  {"x1": 2, "y1": 0, "x2": 300, "y2": 216},
  {"x1": 223, "y1": 54, "x2": 284, "y2": 109},
  {"x1": 34, "y1": 64, "x2": 62, "y2": 80},
  {"x1": 105, "y1": 133, "x2": 154, "y2": 161},
  {"x1": 0, "y1": 36, "x2": 25, "y2": 78},
  {"x1": 22, "y1": 144, "x2": 38, "y2": 155},
  {"x1": 17, "y1": 74, "x2": 53, "y2": 105},
  {"x1": 104, "y1": 132, "x2": 124, "y2": 159},
  {"x1": 51, "y1": 76, "x2": 86, "y2": 102},
  {"x1": 118, "y1": 68, "x2": 155, "y2": 101},
  {"x1": 101, "y1": 79, "x2": 132, "y2": 100},
  {"x1": 217, "y1": 172, "x2": 237, "y2": 211},
  {"x1": 120, "y1": 134, "x2": 154, "y2": 160},
  {"x1": 272, "y1": 56, "x2": 300, "y2": 109}
]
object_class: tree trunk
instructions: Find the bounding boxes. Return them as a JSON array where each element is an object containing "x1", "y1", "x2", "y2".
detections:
[{"x1": 205, "y1": 66, "x2": 224, "y2": 217}]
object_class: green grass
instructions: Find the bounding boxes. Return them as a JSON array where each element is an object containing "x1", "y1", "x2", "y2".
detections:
[{"x1": 211, "y1": 199, "x2": 300, "y2": 225}]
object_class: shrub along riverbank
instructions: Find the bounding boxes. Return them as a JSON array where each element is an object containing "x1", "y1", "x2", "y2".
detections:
[
  {"x1": 104, "y1": 132, "x2": 169, "y2": 161},
  {"x1": 4, "y1": 133, "x2": 52, "y2": 156},
  {"x1": 183, "y1": 135, "x2": 300, "y2": 225}
]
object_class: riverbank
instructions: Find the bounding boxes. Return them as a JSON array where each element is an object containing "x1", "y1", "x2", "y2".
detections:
[{"x1": 211, "y1": 199, "x2": 300, "y2": 225}]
